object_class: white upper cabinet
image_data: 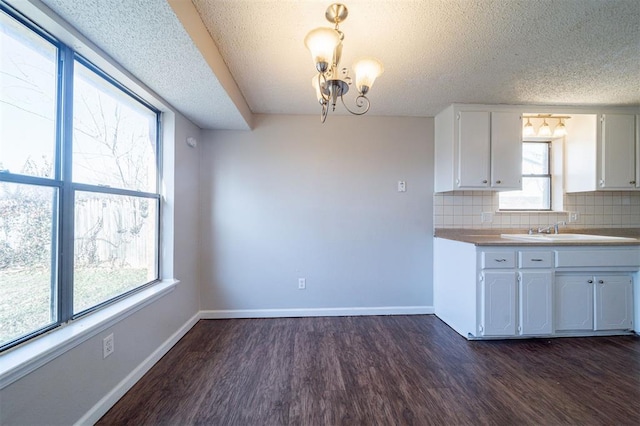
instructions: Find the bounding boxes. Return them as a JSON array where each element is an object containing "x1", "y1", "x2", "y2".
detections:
[
  {"x1": 435, "y1": 105, "x2": 522, "y2": 192},
  {"x1": 491, "y1": 112, "x2": 523, "y2": 189},
  {"x1": 457, "y1": 111, "x2": 490, "y2": 188},
  {"x1": 565, "y1": 113, "x2": 639, "y2": 192},
  {"x1": 636, "y1": 114, "x2": 640, "y2": 189},
  {"x1": 601, "y1": 114, "x2": 637, "y2": 189}
]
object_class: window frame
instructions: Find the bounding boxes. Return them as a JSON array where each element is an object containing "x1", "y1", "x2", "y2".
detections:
[
  {"x1": 498, "y1": 141, "x2": 552, "y2": 212},
  {"x1": 0, "y1": 3, "x2": 162, "y2": 352}
]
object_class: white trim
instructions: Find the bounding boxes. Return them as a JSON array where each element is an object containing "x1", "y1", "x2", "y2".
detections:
[
  {"x1": 74, "y1": 312, "x2": 200, "y2": 426},
  {"x1": 200, "y1": 306, "x2": 434, "y2": 319},
  {"x1": 0, "y1": 279, "x2": 179, "y2": 390}
]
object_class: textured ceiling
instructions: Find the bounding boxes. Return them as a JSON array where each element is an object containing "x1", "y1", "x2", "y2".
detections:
[
  {"x1": 37, "y1": 0, "x2": 640, "y2": 129},
  {"x1": 39, "y1": 0, "x2": 250, "y2": 129},
  {"x1": 193, "y1": 0, "x2": 640, "y2": 117}
]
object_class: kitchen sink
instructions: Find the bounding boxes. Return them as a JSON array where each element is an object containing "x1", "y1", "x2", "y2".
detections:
[{"x1": 500, "y1": 233, "x2": 637, "y2": 242}]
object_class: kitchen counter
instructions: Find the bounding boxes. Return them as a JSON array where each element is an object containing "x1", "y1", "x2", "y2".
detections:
[{"x1": 434, "y1": 228, "x2": 640, "y2": 246}]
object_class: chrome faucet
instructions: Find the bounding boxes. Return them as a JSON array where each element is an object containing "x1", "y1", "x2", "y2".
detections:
[{"x1": 536, "y1": 221, "x2": 566, "y2": 234}]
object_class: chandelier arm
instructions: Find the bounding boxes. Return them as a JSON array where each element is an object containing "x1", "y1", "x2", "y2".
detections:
[
  {"x1": 317, "y1": 73, "x2": 330, "y2": 103},
  {"x1": 340, "y1": 94, "x2": 371, "y2": 116},
  {"x1": 320, "y1": 101, "x2": 329, "y2": 123}
]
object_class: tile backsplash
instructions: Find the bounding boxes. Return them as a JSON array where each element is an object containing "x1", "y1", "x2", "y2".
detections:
[{"x1": 434, "y1": 191, "x2": 640, "y2": 230}]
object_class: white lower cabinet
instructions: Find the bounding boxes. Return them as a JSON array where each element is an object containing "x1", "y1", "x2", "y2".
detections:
[
  {"x1": 433, "y1": 239, "x2": 638, "y2": 340},
  {"x1": 519, "y1": 271, "x2": 553, "y2": 335},
  {"x1": 480, "y1": 271, "x2": 553, "y2": 337},
  {"x1": 594, "y1": 275, "x2": 633, "y2": 330},
  {"x1": 555, "y1": 274, "x2": 633, "y2": 332},
  {"x1": 480, "y1": 271, "x2": 517, "y2": 336},
  {"x1": 479, "y1": 250, "x2": 553, "y2": 337},
  {"x1": 555, "y1": 275, "x2": 594, "y2": 331}
]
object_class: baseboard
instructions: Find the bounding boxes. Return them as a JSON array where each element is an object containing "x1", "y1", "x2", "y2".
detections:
[
  {"x1": 200, "y1": 306, "x2": 434, "y2": 319},
  {"x1": 74, "y1": 312, "x2": 200, "y2": 426}
]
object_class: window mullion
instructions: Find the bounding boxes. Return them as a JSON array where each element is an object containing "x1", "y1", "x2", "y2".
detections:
[{"x1": 57, "y1": 45, "x2": 75, "y2": 324}]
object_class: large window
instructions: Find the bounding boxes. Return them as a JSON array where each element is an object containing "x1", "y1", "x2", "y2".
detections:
[
  {"x1": 0, "y1": 6, "x2": 161, "y2": 351},
  {"x1": 499, "y1": 142, "x2": 551, "y2": 211}
]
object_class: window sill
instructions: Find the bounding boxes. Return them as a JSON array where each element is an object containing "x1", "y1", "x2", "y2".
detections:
[{"x1": 0, "y1": 279, "x2": 179, "y2": 390}]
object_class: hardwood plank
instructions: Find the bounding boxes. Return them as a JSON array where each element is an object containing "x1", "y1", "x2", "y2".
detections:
[{"x1": 97, "y1": 316, "x2": 640, "y2": 425}]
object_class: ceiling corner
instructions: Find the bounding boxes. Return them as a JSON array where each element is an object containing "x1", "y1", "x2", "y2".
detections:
[{"x1": 167, "y1": 0, "x2": 254, "y2": 130}]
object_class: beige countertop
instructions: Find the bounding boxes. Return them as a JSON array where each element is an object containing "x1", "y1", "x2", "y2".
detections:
[{"x1": 434, "y1": 228, "x2": 640, "y2": 246}]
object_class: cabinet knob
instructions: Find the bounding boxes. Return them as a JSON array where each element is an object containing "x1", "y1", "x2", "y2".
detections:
[
  {"x1": 587, "y1": 280, "x2": 593, "y2": 283},
  {"x1": 482, "y1": 180, "x2": 488, "y2": 184},
  {"x1": 495, "y1": 180, "x2": 502, "y2": 184},
  {"x1": 631, "y1": 181, "x2": 636, "y2": 185},
  {"x1": 598, "y1": 280, "x2": 604, "y2": 284}
]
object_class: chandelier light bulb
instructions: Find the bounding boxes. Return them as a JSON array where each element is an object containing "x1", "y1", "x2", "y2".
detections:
[
  {"x1": 304, "y1": 27, "x2": 340, "y2": 72},
  {"x1": 353, "y1": 57, "x2": 384, "y2": 95}
]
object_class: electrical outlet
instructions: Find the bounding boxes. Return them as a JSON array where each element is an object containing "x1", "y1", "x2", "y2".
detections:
[
  {"x1": 298, "y1": 278, "x2": 306, "y2": 290},
  {"x1": 397, "y1": 181, "x2": 406, "y2": 192},
  {"x1": 103, "y1": 333, "x2": 114, "y2": 358},
  {"x1": 481, "y1": 212, "x2": 493, "y2": 223},
  {"x1": 567, "y1": 211, "x2": 580, "y2": 223}
]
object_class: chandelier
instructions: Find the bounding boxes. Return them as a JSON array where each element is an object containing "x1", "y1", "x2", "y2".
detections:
[{"x1": 304, "y1": 3, "x2": 383, "y2": 123}]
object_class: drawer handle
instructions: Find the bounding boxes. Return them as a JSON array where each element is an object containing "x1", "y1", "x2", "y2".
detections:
[
  {"x1": 494, "y1": 259, "x2": 507, "y2": 262},
  {"x1": 587, "y1": 280, "x2": 593, "y2": 283},
  {"x1": 598, "y1": 280, "x2": 604, "y2": 284},
  {"x1": 531, "y1": 259, "x2": 543, "y2": 262}
]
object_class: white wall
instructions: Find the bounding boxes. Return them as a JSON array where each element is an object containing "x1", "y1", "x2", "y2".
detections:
[
  {"x1": 200, "y1": 114, "x2": 434, "y2": 314},
  {"x1": 0, "y1": 112, "x2": 201, "y2": 425}
]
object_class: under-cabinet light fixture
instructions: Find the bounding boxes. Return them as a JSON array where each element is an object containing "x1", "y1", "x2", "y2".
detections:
[
  {"x1": 538, "y1": 118, "x2": 552, "y2": 137},
  {"x1": 553, "y1": 118, "x2": 567, "y2": 137},
  {"x1": 523, "y1": 117, "x2": 535, "y2": 137},
  {"x1": 522, "y1": 114, "x2": 571, "y2": 138}
]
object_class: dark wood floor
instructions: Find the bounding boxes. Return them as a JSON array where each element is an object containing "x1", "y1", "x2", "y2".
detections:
[{"x1": 98, "y1": 315, "x2": 640, "y2": 425}]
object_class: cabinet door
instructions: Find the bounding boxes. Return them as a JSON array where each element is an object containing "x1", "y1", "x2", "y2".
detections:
[
  {"x1": 519, "y1": 271, "x2": 553, "y2": 335},
  {"x1": 555, "y1": 275, "x2": 593, "y2": 331},
  {"x1": 594, "y1": 275, "x2": 633, "y2": 330},
  {"x1": 457, "y1": 111, "x2": 490, "y2": 188},
  {"x1": 491, "y1": 112, "x2": 522, "y2": 190},
  {"x1": 636, "y1": 114, "x2": 639, "y2": 189},
  {"x1": 600, "y1": 114, "x2": 636, "y2": 189},
  {"x1": 480, "y1": 271, "x2": 517, "y2": 336}
]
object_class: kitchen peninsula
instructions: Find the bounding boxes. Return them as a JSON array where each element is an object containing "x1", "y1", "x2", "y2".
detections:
[{"x1": 433, "y1": 228, "x2": 640, "y2": 340}]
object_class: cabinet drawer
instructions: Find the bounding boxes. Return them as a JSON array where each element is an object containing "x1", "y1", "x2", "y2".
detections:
[
  {"x1": 556, "y1": 249, "x2": 640, "y2": 267},
  {"x1": 519, "y1": 251, "x2": 553, "y2": 268},
  {"x1": 481, "y1": 251, "x2": 516, "y2": 269}
]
